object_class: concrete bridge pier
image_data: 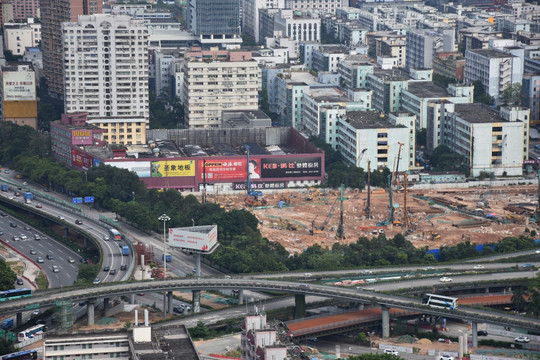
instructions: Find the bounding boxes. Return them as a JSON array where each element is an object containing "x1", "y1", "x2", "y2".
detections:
[
  {"x1": 381, "y1": 305, "x2": 390, "y2": 338},
  {"x1": 294, "y1": 294, "x2": 306, "y2": 319},
  {"x1": 471, "y1": 322, "x2": 478, "y2": 347},
  {"x1": 167, "y1": 291, "x2": 173, "y2": 314},
  {"x1": 16, "y1": 312, "x2": 22, "y2": 327},
  {"x1": 84, "y1": 237, "x2": 88, "y2": 249},
  {"x1": 193, "y1": 291, "x2": 201, "y2": 314},
  {"x1": 103, "y1": 298, "x2": 109, "y2": 314},
  {"x1": 238, "y1": 290, "x2": 244, "y2": 305},
  {"x1": 485, "y1": 287, "x2": 489, "y2": 294},
  {"x1": 64, "y1": 227, "x2": 69, "y2": 237},
  {"x1": 358, "y1": 303, "x2": 365, "y2": 310},
  {"x1": 130, "y1": 294, "x2": 135, "y2": 304},
  {"x1": 87, "y1": 298, "x2": 96, "y2": 326}
]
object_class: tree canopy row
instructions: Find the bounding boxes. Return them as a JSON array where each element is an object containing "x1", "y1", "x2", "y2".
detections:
[{"x1": 0, "y1": 123, "x2": 538, "y2": 276}]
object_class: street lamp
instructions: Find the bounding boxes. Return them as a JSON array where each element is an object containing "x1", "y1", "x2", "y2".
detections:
[{"x1": 158, "y1": 213, "x2": 170, "y2": 317}]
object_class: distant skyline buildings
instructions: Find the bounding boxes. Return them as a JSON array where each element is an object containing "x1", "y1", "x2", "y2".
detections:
[
  {"x1": 41, "y1": 0, "x2": 102, "y2": 98},
  {"x1": 9, "y1": 0, "x2": 39, "y2": 21}
]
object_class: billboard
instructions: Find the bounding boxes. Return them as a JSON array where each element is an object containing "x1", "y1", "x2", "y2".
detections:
[
  {"x1": 72, "y1": 129, "x2": 93, "y2": 146},
  {"x1": 168, "y1": 225, "x2": 218, "y2": 252},
  {"x1": 151, "y1": 160, "x2": 195, "y2": 177},
  {"x1": 198, "y1": 159, "x2": 249, "y2": 181},
  {"x1": 233, "y1": 181, "x2": 287, "y2": 190},
  {"x1": 2, "y1": 71, "x2": 36, "y2": 101},
  {"x1": 108, "y1": 161, "x2": 151, "y2": 178},
  {"x1": 71, "y1": 148, "x2": 93, "y2": 170},
  {"x1": 261, "y1": 157, "x2": 321, "y2": 178}
]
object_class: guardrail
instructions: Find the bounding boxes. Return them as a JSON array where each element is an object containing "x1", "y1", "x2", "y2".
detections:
[{"x1": 0, "y1": 279, "x2": 538, "y2": 331}]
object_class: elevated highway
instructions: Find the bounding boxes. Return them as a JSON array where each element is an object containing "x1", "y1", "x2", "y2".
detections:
[{"x1": 0, "y1": 278, "x2": 538, "y2": 332}]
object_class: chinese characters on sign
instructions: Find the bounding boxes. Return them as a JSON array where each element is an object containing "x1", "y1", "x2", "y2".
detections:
[
  {"x1": 198, "y1": 159, "x2": 248, "y2": 180},
  {"x1": 151, "y1": 160, "x2": 195, "y2": 177},
  {"x1": 260, "y1": 157, "x2": 322, "y2": 178},
  {"x1": 233, "y1": 182, "x2": 287, "y2": 190}
]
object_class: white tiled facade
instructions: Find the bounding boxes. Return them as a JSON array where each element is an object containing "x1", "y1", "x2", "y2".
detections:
[
  {"x1": 182, "y1": 58, "x2": 259, "y2": 128},
  {"x1": 464, "y1": 49, "x2": 523, "y2": 100},
  {"x1": 284, "y1": 0, "x2": 348, "y2": 13},
  {"x1": 62, "y1": 15, "x2": 148, "y2": 144},
  {"x1": 43, "y1": 334, "x2": 130, "y2": 360},
  {"x1": 273, "y1": 9, "x2": 320, "y2": 43},
  {"x1": 3, "y1": 23, "x2": 41, "y2": 56}
]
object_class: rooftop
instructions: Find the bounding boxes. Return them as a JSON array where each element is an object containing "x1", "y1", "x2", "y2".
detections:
[
  {"x1": 307, "y1": 88, "x2": 350, "y2": 103},
  {"x1": 372, "y1": 68, "x2": 411, "y2": 81},
  {"x1": 344, "y1": 111, "x2": 401, "y2": 129},
  {"x1": 406, "y1": 81, "x2": 449, "y2": 98},
  {"x1": 454, "y1": 103, "x2": 506, "y2": 123},
  {"x1": 469, "y1": 49, "x2": 515, "y2": 58}
]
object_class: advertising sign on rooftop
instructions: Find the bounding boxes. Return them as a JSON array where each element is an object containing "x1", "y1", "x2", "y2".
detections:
[
  {"x1": 72, "y1": 129, "x2": 93, "y2": 146},
  {"x1": 2, "y1": 71, "x2": 36, "y2": 101},
  {"x1": 168, "y1": 225, "x2": 218, "y2": 252},
  {"x1": 198, "y1": 159, "x2": 248, "y2": 181},
  {"x1": 260, "y1": 157, "x2": 321, "y2": 178},
  {"x1": 151, "y1": 160, "x2": 195, "y2": 177}
]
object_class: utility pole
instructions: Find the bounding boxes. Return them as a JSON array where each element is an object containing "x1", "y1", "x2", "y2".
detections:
[
  {"x1": 336, "y1": 184, "x2": 345, "y2": 240},
  {"x1": 365, "y1": 160, "x2": 371, "y2": 219}
]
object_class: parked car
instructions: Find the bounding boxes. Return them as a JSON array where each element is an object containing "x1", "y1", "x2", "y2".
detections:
[
  {"x1": 16, "y1": 278, "x2": 24, "y2": 285},
  {"x1": 46, "y1": 254, "x2": 54, "y2": 260},
  {"x1": 12, "y1": 235, "x2": 20, "y2": 241},
  {"x1": 93, "y1": 278, "x2": 101, "y2": 284},
  {"x1": 29, "y1": 249, "x2": 37, "y2": 255},
  {"x1": 36, "y1": 256, "x2": 44, "y2": 263},
  {"x1": 384, "y1": 349, "x2": 399, "y2": 356},
  {"x1": 477, "y1": 330, "x2": 488, "y2": 336},
  {"x1": 68, "y1": 258, "x2": 75, "y2": 263},
  {"x1": 173, "y1": 306, "x2": 184, "y2": 314},
  {"x1": 52, "y1": 265, "x2": 59, "y2": 273},
  {"x1": 439, "y1": 355, "x2": 454, "y2": 360}
]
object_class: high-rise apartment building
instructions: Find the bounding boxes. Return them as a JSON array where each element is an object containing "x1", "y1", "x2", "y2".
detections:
[
  {"x1": 242, "y1": 0, "x2": 284, "y2": 43},
  {"x1": 9, "y1": 0, "x2": 39, "y2": 21},
  {"x1": 187, "y1": 0, "x2": 242, "y2": 46},
  {"x1": 464, "y1": 49, "x2": 522, "y2": 100},
  {"x1": 41, "y1": 0, "x2": 102, "y2": 98},
  {"x1": 182, "y1": 48, "x2": 259, "y2": 128},
  {"x1": 284, "y1": 0, "x2": 347, "y2": 12},
  {"x1": 63, "y1": 14, "x2": 149, "y2": 145},
  {"x1": 406, "y1": 29, "x2": 455, "y2": 70}
]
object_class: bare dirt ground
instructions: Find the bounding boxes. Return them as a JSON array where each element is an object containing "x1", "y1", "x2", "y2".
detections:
[{"x1": 212, "y1": 185, "x2": 538, "y2": 254}]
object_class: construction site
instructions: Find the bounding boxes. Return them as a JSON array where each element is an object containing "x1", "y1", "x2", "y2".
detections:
[{"x1": 210, "y1": 178, "x2": 539, "y2": 254}]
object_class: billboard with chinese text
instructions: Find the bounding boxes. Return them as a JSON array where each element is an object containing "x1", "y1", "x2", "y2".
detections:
[
  {"x1": 72, "y1": 129, "x2": 93, "y2": 146},
  {"x1": 2, "y1": 71, "x2": 36, "y2": 101},
  {"x1": 151, "y1": 160, "x2": 195, "y2": 177},
  {"x1": 260, "y1": 157, "x2": 321, "y2": 178},
  {"x1": 168, "y1": 225, "x2": 218, "y2": 252},
  {"x1": 198, "y1": 159, "x2": 248, "y2": 181},
  {"x1": 233, "y1": 181, "x2": 287, "y2": 190},
  {"x1": 71, "y1": 148, "x2": 93, "y2": 170}
]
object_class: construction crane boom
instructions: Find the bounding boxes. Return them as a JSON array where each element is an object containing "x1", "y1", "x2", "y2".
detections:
[{"x1": 392, "y1": 142, "x2": 404, "y2": 188}]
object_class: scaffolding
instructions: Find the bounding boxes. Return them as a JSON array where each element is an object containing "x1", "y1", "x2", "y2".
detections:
[{"x1": 55, "y1": 300, "x2": 74, "y2": 332}]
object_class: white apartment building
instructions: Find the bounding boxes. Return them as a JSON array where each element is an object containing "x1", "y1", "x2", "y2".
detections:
[
  {"x1": 302, "y1": 87, "x2": 370, "y2": 144},
  {"x1": 406, "y1": 29, "x2": 455, "y2": 70},
  {"x1": 3, "y1": 22, "x2": 41, "y2": 56},
  {"x1": 274, "y1": 9, "x2": 320, "y2": 43},
  {"x1": 464, "y1": 48, "x2": 523, "y2": 100},
  {"x1": 241, "y1": 312, "x2": 287, "y2": 360},
  {"x1": 441, "y1": 103, "x2": 528, "y2": 177},
  {"x1": 336, "y1": 110, "x2": 411, "y2": 170},
  {"x1": 182, "y1": 50, "x2": 259, "y2": 128},
  {"x1": 312, "y1": 45, "x2": 347, "y2": 73},
  {"x1": 43, "y1": 333, "x2": 130, "y2": 360},
  {"x1": 62, "y1": 14, "x2": 149, "y2": 145},
  {"x1": 242, "y1": 0, "x2": 284, "y2": 43},
  {"x1": 284, "y1": 0, "x2": 348, "y2": 13}
]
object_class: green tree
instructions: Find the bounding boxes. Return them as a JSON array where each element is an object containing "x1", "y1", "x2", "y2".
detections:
[
  {"x1": 416, "y1": 129, "x2": 427, "y2": 148},
  {"x1": 0, "y1": 340, "x2": 16, "y2": 356},
  {"x1": 472, "y1": 80, "x2": 495, "y2": 105},
  {"x1": 501, "y1": 82, "x2": 522, "y2": 106},
  {"x1": 427, "y1": 145, "x2": 469, "y2": 175},
  {"x1": 0, "y1": 261, "x2": 17, "y2": 291},
  {"x1": 189, "y1": 321, "x2": 213, "y2": 338},
  {"x1": 511, "y1": 287, "x2": 528, "y2": 313}
]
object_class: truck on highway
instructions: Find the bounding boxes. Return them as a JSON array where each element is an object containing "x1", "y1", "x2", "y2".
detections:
[
  {"x1": 162, "y1": 254, "x2": 172, "y2": 262},
  {"x1": 122, "y1": 246, "x2": 129, "y2": 256},
  {"x1": 1, "y1": 319, "x2": 13, "y2": 330},
  {"x1": 0, "y1": 184, "x2": 8, "y2": 192},
  {"x1": 23, "y1": 192, "x2": 33, "y2": 201}
]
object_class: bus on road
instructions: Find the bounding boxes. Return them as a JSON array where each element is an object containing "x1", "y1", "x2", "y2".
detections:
[
  {"x1": 2, "y1": 349, "x2": 38, "y2": 360},
  {"x1": 18, "y1": 324, "x2": 45, "y2": 342},
  {"x1": 109, "y1": 228, "x2": 123, "y2": 241},
  {"x1": 0, "y1": 288, "x2": 32, "y2": 302},
  {"x1": 422, "y1": 294, "x2": 458, "y2": 310}
]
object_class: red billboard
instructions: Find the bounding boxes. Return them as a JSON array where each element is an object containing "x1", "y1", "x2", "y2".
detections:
[
  {"x1": 198, "y1": 159, "x2": 249, "y2": 181},
  {"x1": 72, "y1": 148, "x2": 93, "y2": 170}
]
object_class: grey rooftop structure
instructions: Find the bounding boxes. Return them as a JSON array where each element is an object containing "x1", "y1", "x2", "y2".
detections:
[
  {"x1": 453, "y1": 104, "x2": 507, "y2": 123},
  {"x1": 344, "y1": 111, "x2": 401, "y2": 129},
  {"x1": 406, "y1": 82, "x2": 449, "y2": 98}
]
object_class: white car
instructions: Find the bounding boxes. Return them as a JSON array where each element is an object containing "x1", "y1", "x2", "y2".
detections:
[
  {"x1": 515, "y1": 336, "x2": 530, "y2": 343},
  {"x1": 535, "y1": 249, "x2": 540, "y2": 254},
  {"x1": 473, "y1": 265, "x2": 485, "y2": 269},
  {"x1": 439, "y1": 355, "x2": 454, "y2": 360},
  {"x1": 439, "y1": 277, "x2": 453, "y2": 283},
  {"x1": 384, "y1": 349, "x2": 399, "y2": 356},
  {"x1": 52, "y1": 265, "x2": 59, "y2": 273}
]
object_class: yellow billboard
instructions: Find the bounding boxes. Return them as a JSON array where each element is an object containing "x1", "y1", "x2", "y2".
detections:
[{"x1": 151, "y1": 160, "x2": 195, "y2": 177}]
